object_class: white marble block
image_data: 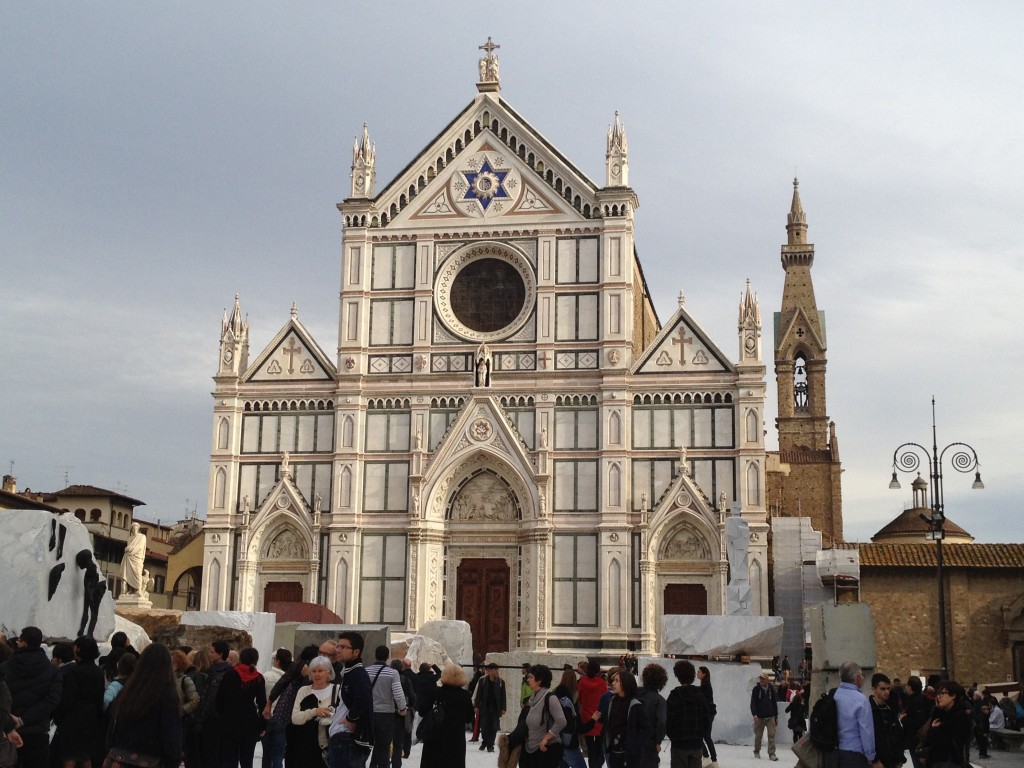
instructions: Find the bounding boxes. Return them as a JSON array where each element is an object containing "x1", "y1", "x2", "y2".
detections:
[
  {"x1": 661, "y1": 614, "x2": 784, "y2": 657},
  {"x1": 417, "y1": 620, "x2": 474, "y2": 666},
  {"x1": 0, "y1": 510, "x2": 115, "y2": 642}
]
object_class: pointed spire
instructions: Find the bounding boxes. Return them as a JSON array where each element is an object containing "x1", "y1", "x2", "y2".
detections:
[
  {"x1": 605, "y1": 111, "x2": 629, "y2": 187},
  {"x1": 350, "y1": 123, "x2": 376, "y2": 198},
  {"x1": 218, "y1": 294, "x2": 248, "y2": 376},
  {"x1": 738, "y1": 279, "x2": 762, "y2": 362},
  {"x1": 786, "y1": 177, "x2": 808, "y2": 245},
  {"x1": 739, "y1": 278, "x2": 760, "y2": 325}
]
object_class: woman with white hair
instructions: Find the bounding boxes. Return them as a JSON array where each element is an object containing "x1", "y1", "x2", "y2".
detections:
[{"x1": 292, "y1": 655, "x2": 338, "y2": 766}]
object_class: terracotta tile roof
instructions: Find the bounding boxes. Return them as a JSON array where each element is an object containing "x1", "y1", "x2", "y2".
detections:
[
  {"x1": 871, "y1": 507, "x2": 972, "y2": 541},
  {"x1": 0, "y1": 490, "x2": 65, "y2": 514},
  {"x1": 837, "y1": 542, "x2": 1024, "y2": 568},
  {"x1": 53, "y1": 484, "x2": 145, "y2": 507}
]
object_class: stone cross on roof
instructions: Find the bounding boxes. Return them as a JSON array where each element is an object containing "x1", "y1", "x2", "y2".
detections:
[{"x1": 477, "y1": 37, "x2": 501, "y2": 92}]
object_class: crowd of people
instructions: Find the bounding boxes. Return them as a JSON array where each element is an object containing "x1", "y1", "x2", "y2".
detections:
[
  {"x1": 2, "y1": 627, "x2": 1022, "y2": 768},
  {"x1": 780, "y1": 660, "x2": 1024, "y2": 768}
]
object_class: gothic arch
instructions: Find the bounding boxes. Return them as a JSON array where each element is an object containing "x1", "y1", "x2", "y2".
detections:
[
  {"x1": 207, "y1": 557, "x2": 221, "y2": 609},
  {"x1": 608, "y1": 463, "x2": 622, "y2": 507},
  {"x1": 425, "y1": 442, "x2": 538, "y2": 522},
  {"x1": 745, "y1": 409, "x2": 759, "y2": 444},
  {"x1": 608, "y1": 411, "x2": 622, "y2": 445},
  {"x1": 217, "y1": 418, "x2": 230, "y2": 450},
  {"x1": 658, "y1": 519, "x2": 715, "y2": 562},
  {"x1": 447, "y1": 469, "x2": 521, "y2": 522},
  {"x1": 214, "y1": 468, "x2": 226, "y2": 509},
  {"x1": 609, "y1": 559, "x2": 622, "y2": 628},
  {"x1": 746, "y1": 461, "x2": 761, "y2": 505}
]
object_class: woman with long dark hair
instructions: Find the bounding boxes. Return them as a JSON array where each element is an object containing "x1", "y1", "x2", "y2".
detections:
[
  {"x1": 554, "y1": 668, "x2": 586, "y2": 768},
  {"x1": 586, "y1": 669, "x2": 651, "y2": 768},
  {"x1": 106, "y1": 643, "x2": 182, "y2": 768},
  {"x1": 697, "y1": 666, "x2": 718, "y2": 767}
]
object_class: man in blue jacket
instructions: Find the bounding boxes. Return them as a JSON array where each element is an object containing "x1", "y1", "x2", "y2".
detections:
[
  {"x1": 750, "y1": 670, "x2": 779, "y2": 760},
  {"x1": 328, "y1": 631, "x2": 373, "y2": 768}
]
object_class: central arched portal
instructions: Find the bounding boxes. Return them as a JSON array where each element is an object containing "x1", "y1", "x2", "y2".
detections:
[{"x1": 444, "y1": 466, "x2": 523, "y2": 658}]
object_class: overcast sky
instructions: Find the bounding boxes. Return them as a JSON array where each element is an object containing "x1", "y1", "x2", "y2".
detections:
[{"x1": 3, "y1": 2, "x2": 1020, "y2": 543}]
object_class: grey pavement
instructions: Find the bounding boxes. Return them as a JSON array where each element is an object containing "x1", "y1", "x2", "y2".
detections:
[{"x1": 381, "y1": 735, "x2": 1021, "y2": 768}]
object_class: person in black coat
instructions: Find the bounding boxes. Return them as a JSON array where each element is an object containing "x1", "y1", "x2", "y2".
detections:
[
  {"x1": 473, "y1": 663, "x2": 507, "y2": 753},
  {"x1": 920, "y1": 680, "x2": 971, "y2": 768},
  {"x1": 417, "y1": 663, "x2": 474, "y2": 768},
  {"x1": 52, "y1": 636, "x2": 106, "y2": 768},
  {"x1": 216, "y1": 647, "x2": 266, "y2": 768},
  {"x1": 106, "y1": 644, "x2": 182, "y2": 768},
  {"x1": 0, "y1": 627, "x2": 62, "y2": 768}
]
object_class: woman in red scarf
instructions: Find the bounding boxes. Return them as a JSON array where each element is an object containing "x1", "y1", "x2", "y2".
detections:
[{"x1": 216, "y1": 647, "x2": 267, "y2": 768}]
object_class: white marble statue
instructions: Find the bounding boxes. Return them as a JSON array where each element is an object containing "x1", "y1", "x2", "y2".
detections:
[{"x1": 119, "y1": 523, "x2": 147, "y2": 595}]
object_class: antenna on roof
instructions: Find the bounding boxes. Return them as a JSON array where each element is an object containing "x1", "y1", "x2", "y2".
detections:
[
  {"x1": 8, "y1": 459, "x2": 13, "y2": 475},
  {"x1": 59, "y1": 465, "x2": 74, "y2": 486}
]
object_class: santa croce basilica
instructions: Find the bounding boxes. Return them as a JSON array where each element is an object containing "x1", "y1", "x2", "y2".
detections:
[{"x1": 199, "y1": 41, "x2": 843, "y2": 660}]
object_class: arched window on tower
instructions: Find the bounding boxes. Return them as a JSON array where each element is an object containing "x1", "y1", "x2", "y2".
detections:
[{"x1": 794, "y1": 353, "x2": 809, "y2": 411}]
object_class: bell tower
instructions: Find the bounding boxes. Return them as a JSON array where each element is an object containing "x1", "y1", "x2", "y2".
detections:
[{"x1": 769, "y1": 180, "x2": 843, "y2": 544}]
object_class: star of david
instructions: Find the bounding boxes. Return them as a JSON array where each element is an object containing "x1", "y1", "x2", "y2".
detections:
[{"x1": 460, "y1": 159, "x2": 510, "y2": 210}]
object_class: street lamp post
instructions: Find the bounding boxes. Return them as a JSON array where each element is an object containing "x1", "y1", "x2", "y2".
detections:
[{"x1": 888, "y1": 397, "x2": 983, "y2": 680}]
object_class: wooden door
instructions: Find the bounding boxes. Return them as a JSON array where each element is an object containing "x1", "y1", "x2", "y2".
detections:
[
  {"x1": 663, "y1": 583, "x2": 708, "y2": 615},
  {"x1": 263, "y1": 581, "x2": 303, "y2": 611},
  {"x1": 456, "y1": 559, "x2": 510, "y2": 659}
]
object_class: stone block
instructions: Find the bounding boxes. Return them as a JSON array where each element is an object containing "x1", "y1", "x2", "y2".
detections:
[
  {"x1": 417, "y1": 620, "x2": 474, "y2": 665},
  {"x1": 180, "y1": 610, "x2": 276, "y2": 671},
  {"x1": 399, "y1": 635, "x2": 450, "y2": 670},
  {"x1": 0, "y1": 510, "x2": 115, "y2": 643},
  {"x1": 661, "y1": 615, "x2": 784, "y2": 657}
]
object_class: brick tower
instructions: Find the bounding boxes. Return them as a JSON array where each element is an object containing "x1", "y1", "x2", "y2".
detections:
[{"x1": 768, "y1": 180, "x2": 843, "y2": 545}]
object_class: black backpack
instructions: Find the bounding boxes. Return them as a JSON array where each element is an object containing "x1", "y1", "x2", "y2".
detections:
[
  {"x1": 557, "y1": 695, "x2": 579, "y2": 747},
  {"x1": 809, "y1": 688, "x2": 839, "y2": 751}
]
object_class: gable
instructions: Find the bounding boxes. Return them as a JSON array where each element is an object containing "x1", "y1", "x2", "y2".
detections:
[
  {"x1": 373, "y1": 95, "x2": 601, "y2": 229},
  {"x1": 774, "y1": 307, "x2": 827, "y2": 353},
  {"x1": 245, "y1": 319, "x2": 336, "y2": 383},
  {"x1": 634, "y1": 308, "x2": 734, "y2": 374}
]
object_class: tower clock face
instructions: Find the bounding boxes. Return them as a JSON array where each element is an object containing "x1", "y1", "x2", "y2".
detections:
[{"x1": 435, "y1": 242, "x2": 536, "y2": 341}]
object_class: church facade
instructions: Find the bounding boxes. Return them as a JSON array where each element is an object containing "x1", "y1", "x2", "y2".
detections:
[{"x1": 200, "y1": 44, "x2": 800, "y2": 657}]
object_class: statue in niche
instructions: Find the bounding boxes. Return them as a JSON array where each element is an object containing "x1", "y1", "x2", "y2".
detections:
[
  {"x1": 475, "y1": 343, "x2": 492, "y2": 387},
  {"x1": 539, "y1": 427, "x2": 549, "y2": 449},
  {"x1": 76, "y1": 549, "x2": 106, "y2": 638},
  {"x1": 119, "y1": 523, "x2": 147, "y2": 596},
  {"x1": 268, "y1": 530, "x2": 305, "y2": 559}
]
